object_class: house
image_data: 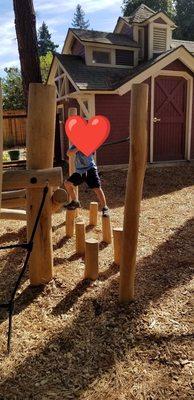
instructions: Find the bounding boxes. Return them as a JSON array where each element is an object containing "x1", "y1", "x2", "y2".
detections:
[{"x1": 48, "y1": 4, "x2": 194, "y2": 166}]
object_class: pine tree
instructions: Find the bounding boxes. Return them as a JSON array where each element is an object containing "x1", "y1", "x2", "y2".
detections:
[
  {"x1": 72, "y1": 4, "x2": 90, "y2": 29},
  {"x1": 38, "y1": 22, "x2": 59, "y2": 56},
  {"x1": 174, "y1": 0, "x2": 194, "y2": 40},
  {"x1": 122, "y1": 0, "x2": 175, "y2": 19}
]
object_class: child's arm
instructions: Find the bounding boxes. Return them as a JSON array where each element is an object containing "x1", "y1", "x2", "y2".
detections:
[{"x1": 67, "y1": 145, "x2": 78, "y2": 157}]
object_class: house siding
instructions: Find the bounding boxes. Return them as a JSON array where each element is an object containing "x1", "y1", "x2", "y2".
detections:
[
  {"x1": 71, "y1": 39, "x2": 85, "y2": 60},
  {"x1": 163, "y1": 59, "x2": 194, "y2": 73},
  {"x1": 95, "y1": 93, "x2": 131, "y2": 165},
  {"x1": 120, "y1": 23, "x2": 133, "y2": 38},
  {"x1": 154, "y1": 18, "x2": 167, "y2": 24}
]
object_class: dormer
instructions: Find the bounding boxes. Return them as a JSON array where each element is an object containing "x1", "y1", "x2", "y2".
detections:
[
  {"x1": 114, "y1": 4, "x2": 176, "y2": 62},
  {"x1": 63, "y1": 28, "x2": 140, "y2": 68}
]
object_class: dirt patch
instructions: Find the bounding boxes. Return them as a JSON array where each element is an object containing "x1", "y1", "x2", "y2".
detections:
[{"x1": 0, "y1": 165, "x2": 193, "y2": 399}]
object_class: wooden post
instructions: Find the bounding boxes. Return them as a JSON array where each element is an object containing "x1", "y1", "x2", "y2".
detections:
[
  {"x1": 0, "y1": 82, "x2": 3, "y2": 210},
  {"x1": 119, "y1": 83, "x2": 148, "y2": 303},
  {"x1": 102, "y1": 216, "x2": 112, "y2": 244},
  {"x1": 89, "y1": 201, "x2": 98, "y2": 226},
  {"x1": 75, "y1": 221, "x2": 85, "y2": 255},
  {"x1": 85, "y1": 238, "x2": 99, "y2": 280},
  {"x1": 66, "y1": 209, "x2": 76, "y2": 238},
  {"x1": 68, "y1": 107, "x2": 78, "y2": 201},
  {"x1": 26, "y1": 83, "x2": 56, "y2": 286},
  {"x1": 113, "y1": 228, "x2": 123, "y2": 265}
]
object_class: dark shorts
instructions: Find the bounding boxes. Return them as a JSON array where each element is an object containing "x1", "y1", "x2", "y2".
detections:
[{"x1": 67, "y1": 167, "x2": 101, "y2": 189}]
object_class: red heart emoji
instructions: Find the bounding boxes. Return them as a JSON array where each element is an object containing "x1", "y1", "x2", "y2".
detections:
[{"x1": 65, "y1": 115, "x2": 110, "y2": 156}]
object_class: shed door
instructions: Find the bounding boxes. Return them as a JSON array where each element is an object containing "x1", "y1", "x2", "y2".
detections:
[{"x1": 153, "y1": 76, "x2": 187, "y2": 161}]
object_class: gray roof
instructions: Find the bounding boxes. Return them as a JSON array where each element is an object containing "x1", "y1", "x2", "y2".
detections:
[
  {"x1": 55, "y1": 48, "x2": 188, "y2": 92},
  {"x1": 70, "y1": 28, "x2": 139, "y2": 48},
  {"x1": 55, "y1": 54, "x2": 131, "y2": 91},
  {"x1": 123, "y1": 4, "x2": 155, "y2": 24},
  {"x1": 171, "y1": 40, "x2": 194, "y2": 54}
]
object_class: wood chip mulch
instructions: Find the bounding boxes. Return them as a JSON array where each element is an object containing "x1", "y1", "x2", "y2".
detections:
[{"x1": 0, "y1": 165, "x2": 193, "y2": 400}]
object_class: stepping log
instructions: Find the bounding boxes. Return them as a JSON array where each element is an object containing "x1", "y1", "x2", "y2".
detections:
[{"x1": 85, "y1": 238, "x2": 99, "y2": 280}]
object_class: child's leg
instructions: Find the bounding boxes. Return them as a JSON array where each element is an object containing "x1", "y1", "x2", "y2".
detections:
[
  {"x1": 64, "y1": 180, "x2": 77, "y2": 201},
  {"x1": 93, "y1": 187, "x2": 107, "y2": 209}
]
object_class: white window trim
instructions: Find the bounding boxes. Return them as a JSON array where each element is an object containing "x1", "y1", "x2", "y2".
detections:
[
  {"x1": 148, "y1": 23, "x2": 172, "y2": 59},
  {"x1": 86, "y1": 45, "x2": 137, "y2": 68},
  {"x1": 150, "y1": 70, "x2": 193, "y2": 163}
]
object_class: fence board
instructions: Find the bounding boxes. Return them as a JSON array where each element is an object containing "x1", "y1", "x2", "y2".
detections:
[{"x1": 3, "y1": 110, "x2": 26, "y2": 148}]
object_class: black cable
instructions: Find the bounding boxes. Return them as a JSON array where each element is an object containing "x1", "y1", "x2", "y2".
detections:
[
  {"x1": 101, "y1": 137, "x2": 130, "y2": 148},
  {"x1": 0, "y1": 186, "x2": 48, "y2": 353}
]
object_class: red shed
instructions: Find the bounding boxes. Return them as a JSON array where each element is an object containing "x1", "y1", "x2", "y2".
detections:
[{"x1": 48, "y1": 4, "x2": 194, "y2": 166}]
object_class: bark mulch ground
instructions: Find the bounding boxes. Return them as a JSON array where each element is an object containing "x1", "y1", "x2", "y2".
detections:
[{"x1": 0, "y1": 165, "x2": 193, "y2": 400}]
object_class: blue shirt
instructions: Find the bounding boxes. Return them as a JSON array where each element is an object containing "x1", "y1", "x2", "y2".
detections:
[{"x1": 69, "y1": 145, "x2": 97, "y2": 174}]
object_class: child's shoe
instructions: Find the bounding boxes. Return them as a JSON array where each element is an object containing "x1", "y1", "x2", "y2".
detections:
[
  {"x1": 64, "y1": 200, "x2": 81, "y2": 210},
  {"x1": 102, "y1": 206, "x2": 109, "y2": 217}
]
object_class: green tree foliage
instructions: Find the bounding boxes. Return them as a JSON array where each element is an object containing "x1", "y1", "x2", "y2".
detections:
[
  {"x1": 174, "y1": 0, "x2": 194, "y2": 40},
  {"x1": 2, "y1": 67, "x2": 25, "y2": 110},
  {"x1": 72, "y1": 4, "x2": 90, "y2": 29},
  {"x1": 39, "y1": 52, "x2": 53, "y2": 83},
  {"x1": 38, "y1": 21, "x2": 59, "y2": 56},
  {"x1": 122, "y1": 0, "x2": 175, "y2": 18}
]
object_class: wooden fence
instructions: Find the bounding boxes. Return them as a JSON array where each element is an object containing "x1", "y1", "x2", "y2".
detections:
[{"x1": 3, "y1": 110, "x2": 26, "y2": 148}]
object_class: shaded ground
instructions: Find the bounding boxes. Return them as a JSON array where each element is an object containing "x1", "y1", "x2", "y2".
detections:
[{"x1": 0, "y1": 165, "x2": 193, "y2": 400}]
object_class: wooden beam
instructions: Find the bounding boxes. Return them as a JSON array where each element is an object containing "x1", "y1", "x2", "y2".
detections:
[
  {"x1": 26, "y1": 83, "x2": 56, "y2": 286},
  {"x1": 0, "y1": 208, "x2": 26, "y2": 221},
  {"x1": 1, "y1": 197, "x2": 26, "y2": 209},
  {"x1": 2, "y1": 189, "x2": 26, "y2": 200},
  {"x1": 2, "y1": 167, "x2": 62, "y2": 191},
  {"x1": 119, "y1": 83, "x2": 148, "y2": 303}
]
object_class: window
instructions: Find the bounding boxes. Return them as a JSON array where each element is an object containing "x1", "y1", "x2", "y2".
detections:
[
  {"x1": 153, "y1": 27, "x2": 167, "y2": 53},
  {"x1": 92, "y1": 50, "x2": 111, "y2": 64},
  {"x1": 115, "y1": 50, "x2": 134, "y2": 66}
]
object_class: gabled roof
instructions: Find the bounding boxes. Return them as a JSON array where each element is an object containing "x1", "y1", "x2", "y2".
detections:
[
  {"x1": 53, "y1": 46, "x2": 194, "y2": 93},
  {"x1": 70, "y1": 28, "x2": 139, "y2": 48},
  {"x1": 171, "y1": 40, "x2": 194, "y2": 54},
  {"x1": 123, "y1": 3, "x2": 155, "y2": 24},
  {"x1": 54, "y1": 53, "x2": 131, "y2": 91}
]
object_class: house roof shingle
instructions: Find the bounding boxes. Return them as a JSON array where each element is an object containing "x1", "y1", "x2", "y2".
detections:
[
  {"x1": 171, "y1": 40, "x2": 194, "y2": 54},
  {"x1": 70, "y1": 28, "x2": 139, "y2": 48},
  {"x1": 55, "y1": 49, "x2": 184, "y2": 92},
  {"x1": 123, "y1": 4, "x2": 155, "y2": 24},
  {"x1": 55, "y1": 53, "x2": 131, "y2": 91}
]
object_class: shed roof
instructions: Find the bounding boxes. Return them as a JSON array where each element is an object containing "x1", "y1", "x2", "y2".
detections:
[
  {"x1": 171, "y1": 40, "x2": 194, "y2": 54},
  {"x1": 70, "y1": 28, "x2": 139, "y2": 48},
  {"x1": 55, "y1": 49, "x2": 185, "y2": 92},
  {"x1": 123, "y1": 4, "x2": 155, "y2": 24}
]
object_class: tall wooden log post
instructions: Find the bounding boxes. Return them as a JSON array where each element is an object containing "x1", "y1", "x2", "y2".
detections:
[
  {"x1": 68, "y1": 107, "x2": 78, "y2": 202},
  {"x1": 26, "y1": 83, "x2": 56, "y2": 286},
  {"x1": 0, "y1": 83, "x2": 3, "y2": 210},
  {"x1": 119, "y1": 83, "x2": 148, "y2": 303}
]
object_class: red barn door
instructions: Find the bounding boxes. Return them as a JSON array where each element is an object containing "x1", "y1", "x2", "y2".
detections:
[{"x1": 153, "y1": 75, "x2": 187, "y2": 161}]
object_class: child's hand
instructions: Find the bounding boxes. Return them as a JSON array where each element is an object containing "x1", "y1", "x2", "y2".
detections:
[{"x1": 67, "y1": 148, "x2": 77, "y2": 157}]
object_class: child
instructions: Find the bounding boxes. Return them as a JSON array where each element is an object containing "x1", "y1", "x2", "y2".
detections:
[{"x1": 64, "y1": 144, "x2": 109, "y2": 217}]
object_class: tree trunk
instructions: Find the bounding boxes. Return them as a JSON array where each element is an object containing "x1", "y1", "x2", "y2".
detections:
[{"x1": 13, "y1": 0, "x2": 42, "y2": 104}]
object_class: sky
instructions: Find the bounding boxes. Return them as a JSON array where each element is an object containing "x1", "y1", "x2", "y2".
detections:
[{"x1": 0, "y1": 0, "x2": 122, "y2": 78}]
